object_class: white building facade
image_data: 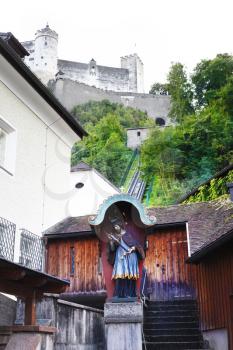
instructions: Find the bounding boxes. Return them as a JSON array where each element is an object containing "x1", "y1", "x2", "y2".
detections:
[
  {"x1": 127, "y1": 127, "x2": 151, "y2": 149},
  {"x1": 68, "y1": 162, "x2": 121, "y2": 217},
  {"x1": 0, "y1": 34, "x2": 86, "y2": 260}
]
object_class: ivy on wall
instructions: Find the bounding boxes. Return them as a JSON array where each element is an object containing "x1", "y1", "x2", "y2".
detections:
[{"x1": 184, "y1": 170, "x2": 233, "y2": 203}]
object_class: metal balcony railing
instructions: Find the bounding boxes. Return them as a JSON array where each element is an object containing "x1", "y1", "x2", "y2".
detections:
[
  {"x1": 19, "y1": 229, "x2": 44, "y2": 271},
  {"x1": 0, "y1": 216, "x2": 16, "y2": 261}
]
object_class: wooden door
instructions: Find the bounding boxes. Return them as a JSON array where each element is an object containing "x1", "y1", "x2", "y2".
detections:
[{"x1": 144, "y1": 228, "x2": 194, "y2": 300}]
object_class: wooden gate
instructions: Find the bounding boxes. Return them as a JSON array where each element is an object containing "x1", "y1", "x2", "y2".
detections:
[{"x1": 144, "y1": 227, "x2": 194, "y2": 300}]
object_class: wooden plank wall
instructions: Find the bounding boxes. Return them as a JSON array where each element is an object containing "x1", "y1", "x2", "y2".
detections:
[
  {"x1": 190, "y1": 241, "x2": 233, "y2": 339},
  {"x1": 144, "y1": 227, "x2": 195, "y2": 300},
  {"x1": 46, "y1": 238, "x2": 106, "y2": 293}
]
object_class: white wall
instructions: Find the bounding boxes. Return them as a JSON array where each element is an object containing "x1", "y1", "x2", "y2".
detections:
[
  {"x1": 203, "y1": 329, "x2": 228, "y2": 350},
  {"x1": 127, "y1": 128, "x2": 150, "y2": 149},
  {"x1": 0, "y1": 53, "x2": 80, "y2": 260},
  {"x1": 67, "y1": 169, "x2": 120, "y2": 216}
]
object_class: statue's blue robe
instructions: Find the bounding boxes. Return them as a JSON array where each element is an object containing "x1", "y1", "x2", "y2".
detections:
[{"x1": 112, "y1": 238, "x2": 139, "y2": 280}]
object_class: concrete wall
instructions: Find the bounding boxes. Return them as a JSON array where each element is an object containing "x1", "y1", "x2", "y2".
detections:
[
  {"x1": 51, "y1": 78, "x2": 171, "y2": 124},
  {"x1": 0, "y1": 51, "x2": 80, "y2": 260},
  {"x1": 203, "y1": 329, "x2": 228, "y2": 350},
  {"x1": 16, "y1": 295, "x2": 105, "y2": 350}
]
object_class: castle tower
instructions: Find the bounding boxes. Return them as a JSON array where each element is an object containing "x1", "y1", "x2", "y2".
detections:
[
  {"x1": 120, "y1": 54, "x2": 144, "y2": 93},
  {"x1": 33, "y1": 24, "x2": 58, "y2": 84}
]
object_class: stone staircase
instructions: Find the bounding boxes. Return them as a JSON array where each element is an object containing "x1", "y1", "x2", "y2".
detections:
[
  {"x1": 143, "y1": 299, "x2": 206, "y2": 350},
  {"x1": 0, "y1": 329, "x2": 12, "y2": 350}
]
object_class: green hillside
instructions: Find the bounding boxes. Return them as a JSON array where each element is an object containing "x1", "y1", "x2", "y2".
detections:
[{"x1": 71, "y1": 54, "x2": 233, "y2": 205}]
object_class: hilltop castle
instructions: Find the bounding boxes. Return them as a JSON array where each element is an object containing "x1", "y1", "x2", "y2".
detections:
[
  {"x1": 22, "y1": 25, "x2": 170, "y2": 127},
  {"x1": 22, "y1": 24, "x2": 144, "y2": 92}
]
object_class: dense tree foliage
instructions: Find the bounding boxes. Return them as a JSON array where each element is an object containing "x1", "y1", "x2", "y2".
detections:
[
  {"x1": 72, "y1": 99, "x2": 153, "y2": 128},
  {"x1": 192, "y1": 54, "x2": 233, "y2": 109},
  {"x1": 166, "y1": 63, "x2": 194, "y2": 122},
  {"x1": 149, "y1": 83, "x2": 168, "y2": 95},
  {"x1": 184, "y1": 170, "x2": 233, "y2": 204},
  {"x1": 142, "y1": 54, "x2": 233, "y2": 206},
  {"x1": 72, "y1": 101, "x2": 152, "y2": 186}
]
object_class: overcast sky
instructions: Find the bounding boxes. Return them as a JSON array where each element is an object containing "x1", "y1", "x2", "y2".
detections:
[{"x1": 1, "y1": 0, "x2": 233, "y2": 92}]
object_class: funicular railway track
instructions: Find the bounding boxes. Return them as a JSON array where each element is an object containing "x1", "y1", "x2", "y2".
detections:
[{"x1": 127, "y1": 170, "x2": 146, "y2": 201}]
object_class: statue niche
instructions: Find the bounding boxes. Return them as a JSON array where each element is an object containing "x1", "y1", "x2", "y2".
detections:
[
  {"x1": 89, "y1": 194, "x2": 156, "y2": 302},
  {"x1": 107, "y1": 217, "x2": 145, "y2": 299}
]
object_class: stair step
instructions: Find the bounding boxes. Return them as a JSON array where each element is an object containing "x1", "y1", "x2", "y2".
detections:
[
  {"x1": 144, "y1": 328, "x2": 201, "y2": 336},
  {"x1": 144, "y1": 321, "x2": 199, "y2": 329},
  {"x1": 148, "y1": 299, "x2": 197, "y2": 305},
  {"x1": 147, "y1": 305, "x2": 198, "y2": 312},
  {"x1": 143, "y1": 300, "x2": 204, "y2": 349},
  {"x1": 144, "y1": 316, "x2": 198, "y2": 323},
  {"x1": 144, "y1": 335, "x2": 202, "y2": 343},
  {"x1": 143, "y1": 341, "x2": 204, "y2": 350},
  {"x1": 145, "y1": 310, "x2": 198, "y2": 317}
]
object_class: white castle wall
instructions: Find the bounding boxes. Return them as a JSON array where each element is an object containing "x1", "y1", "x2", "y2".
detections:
[
  {"x1": 50, "y1": 78, "x2": 171, "y2": 125},
  {"x1": 23, "y1": 25, "x2": 58, "y2": 85},
  {"x1": 121, "y1": 54, "x2": 144, "y2": 93},
  {"x1": 57, "y1": 59, "x2": 130, "y2": 92},
  {"x1": 22, "y1": 26, "x2": 143, "y2": 92}
]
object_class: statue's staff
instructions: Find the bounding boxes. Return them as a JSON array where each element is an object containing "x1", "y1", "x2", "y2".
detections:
[
  {"x1": 108, "y1": 233, "x2": 135, "y2": 259},
  {"x1": 108, "y1": 233, "x2": 128, "y2": 251}
]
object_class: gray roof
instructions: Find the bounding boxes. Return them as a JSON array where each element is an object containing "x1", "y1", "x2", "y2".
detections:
[
  {"x1": 0, "y1": 32, "x2": 29, "y2": 58},
  {"x1": 58, "y1": 59, "x2": 88, "y2": 70},
  {"x1": 58, "y1": 59, "x2": 129, "y2": 77},
  {"x1": 44, "y1": 215, "x2": 93, "y2": 237},
  {"x1": 44, "y1": 198, "x2": 233, "y2": 261},
  {"x1": 148, "y1": 198, "x2": 233, "y2": 256},
  {"x1": 71, "y1": 161, "x2": 92, "y2": 172}
]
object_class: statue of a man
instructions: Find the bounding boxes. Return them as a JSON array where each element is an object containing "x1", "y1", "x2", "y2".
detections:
[{"x1": 107, "y1": 218, "x2": 145, "y2": 298}]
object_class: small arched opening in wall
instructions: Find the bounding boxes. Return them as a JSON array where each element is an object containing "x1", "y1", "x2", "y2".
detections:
[
  {"x1": 75, "y1": 182, "x2": 84, "y2": 189},
  {"x1": 155, "y1": 118, "x2": 166, "y2": 127}
]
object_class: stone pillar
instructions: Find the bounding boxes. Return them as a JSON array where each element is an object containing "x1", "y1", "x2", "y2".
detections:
[
  {"x1": 104, "y1": 302, "x2": 143, "y2": 350},
  {"x1": 0, "y1": 326, "x2": 56, "y2": 350}
]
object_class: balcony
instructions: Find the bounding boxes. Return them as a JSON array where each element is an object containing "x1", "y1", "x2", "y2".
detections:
[{"x1": 0, "y1": 216, "x2": 43, "y2": 271}]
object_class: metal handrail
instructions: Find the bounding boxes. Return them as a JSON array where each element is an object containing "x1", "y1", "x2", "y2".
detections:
[
  {"x1": 140, "y1": 268, "x2": 148, "y2": 307},
  {"x1": 141, "y1": 268, "x2": 148, "y2": 350}
]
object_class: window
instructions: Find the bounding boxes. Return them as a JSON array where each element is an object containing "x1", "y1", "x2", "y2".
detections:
[
  {"x1": 137, "y1": 131, "x2": 141, "y2": 137},
  {"x1": 0, "y1": 117, "x2": 17, "y2": 175},
  {"x1": 70, "y1": 246, "x2": 75, "y2": 275},
  {"x1": 0, "y1": 128, "x2": 7, "y2": 166}
]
